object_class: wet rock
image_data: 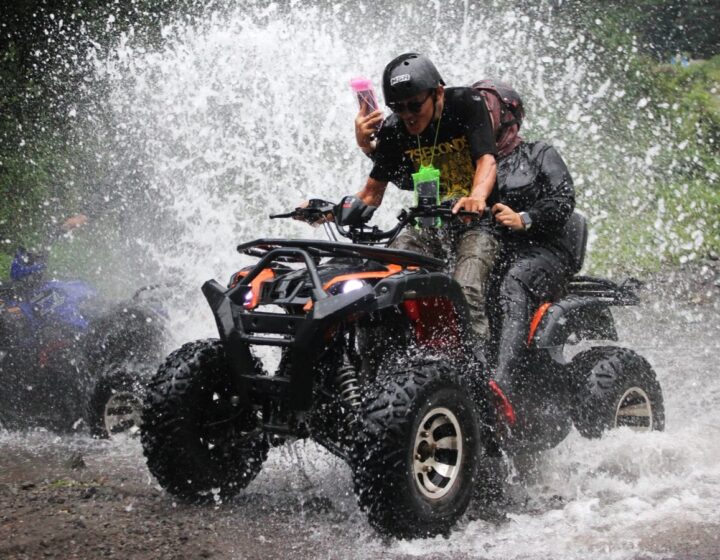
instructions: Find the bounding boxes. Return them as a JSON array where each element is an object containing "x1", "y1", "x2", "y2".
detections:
[
  {"x1": 0, "y1": 482, "x2": 18, "y2": 495},
  {"x1": 65, "y1": 452, "x2": 86, "y2": 470},
  {"x1": 20, "y1": 482, "x2": 36, "y2": 491}
]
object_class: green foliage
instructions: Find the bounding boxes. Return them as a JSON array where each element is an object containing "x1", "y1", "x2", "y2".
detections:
[
  {"x1": 0, "y1": 0, "x2": 197, "y2": 273},
  {"x1": 657, "y1": 56, "x2": 720, "y2": 149},
  {"x1": 556, "y1": 0, "x2": 720, "y2": 60},
  {"x1": 555, "y1": 3, "x2": 720, "y2": 273},
  {"x1": 0, "y1": 252, "x2": 10, "y2": 283}
]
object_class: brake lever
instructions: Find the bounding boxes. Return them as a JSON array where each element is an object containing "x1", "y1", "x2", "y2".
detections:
[
  {"x1": 269, "y1": 211, "x2": 297, "y2": 219},
  {"x1": 269, "y1": 208, "x2": 330, "y2": 224}
]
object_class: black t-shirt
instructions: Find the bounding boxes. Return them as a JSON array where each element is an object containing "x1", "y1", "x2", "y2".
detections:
[{"x1": 369, "y1": 87, "x2": 497, "y2": 200}]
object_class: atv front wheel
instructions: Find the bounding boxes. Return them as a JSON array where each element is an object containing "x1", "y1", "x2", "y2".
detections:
[
  {"x1": 141, "y1": 339, "x2": 268, "y2": 503},
  {"x1": 571, "y1": 346, "x2": 665, "y2": 438},
  {"x1": 86, "y1": 365, "x2": 146, "y2": 438},
  {"x1": 352, "y1": 360, "x2": 481, "y2": 539}
]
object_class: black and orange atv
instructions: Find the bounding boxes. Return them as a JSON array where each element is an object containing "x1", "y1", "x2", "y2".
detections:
[{"x1": 141, "y1": 197, "x2": 664, "y2": 539}]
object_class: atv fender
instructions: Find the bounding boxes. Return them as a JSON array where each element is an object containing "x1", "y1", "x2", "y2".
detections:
[{"x1": 531, "y1": 295, "x2": 618, "y2": 356}]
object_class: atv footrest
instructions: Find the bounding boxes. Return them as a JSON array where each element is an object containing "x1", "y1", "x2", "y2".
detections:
[
  {"x1": 236, "y1": 312, "x2": 305, "y2": 346},
  {"x1": 239, "y1": 312, "x2": 305, "y2": 334},
  {"x1": 243, "y1": 374, "x2": 291, "y2": 398},
  {"x1": 237, "y1": 334, "x2": 294, "y2": 347}
]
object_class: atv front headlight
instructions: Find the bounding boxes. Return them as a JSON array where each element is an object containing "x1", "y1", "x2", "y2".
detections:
[{"x1": 340, "y1": 279, "x2": 366, "y2": 294}]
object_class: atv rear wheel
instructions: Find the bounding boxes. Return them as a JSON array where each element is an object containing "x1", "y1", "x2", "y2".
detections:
[
  {"x1": 571, "y1": 346, "x2": 665, "y2": 438},
  {"x1": 352, "y1": 359, "x2": 481, "y2": 539},
  {"x1": 141, "y1": 339, "x2": 268, "y2": 503},
  {"x1": 85, "y1": 305, "x2": 165, "y2": 371},
  {"x1": 86, "y1": 365, "x2": 146, "y2": 438}
]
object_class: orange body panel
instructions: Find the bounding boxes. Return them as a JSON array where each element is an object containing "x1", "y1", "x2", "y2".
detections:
[
  {"x1": 304, "y1": 264, "x2": 406, "y2": 312},
  {"x1": 527, "y1": 302, "x2": 552, "y2": 345},
  {"x1": 402, "y1": 297, "x2": 461, "y2": 350},
  {"x1": 489, "y1": 380, "x2": 516, "y2": 426}
]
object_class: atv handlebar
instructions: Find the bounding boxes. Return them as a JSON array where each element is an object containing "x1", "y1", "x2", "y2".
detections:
[
  {"x1": 271, "y1": 199, "x2": 492, "y2": 247},
  {"x1": 269, "y1": 199, "x2": 335, "y2": 223}
]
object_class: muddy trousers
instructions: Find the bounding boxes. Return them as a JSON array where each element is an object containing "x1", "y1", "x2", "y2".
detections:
[
  {"x1": 487, "y1": 245, "x2": 570, "y2": 405},
  {"x1": 391, "y1": 225, "x2": 498, "y2": 341}
]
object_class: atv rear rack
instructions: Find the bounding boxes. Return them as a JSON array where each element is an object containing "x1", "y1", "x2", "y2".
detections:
[{"x1": 567, "y1": 275, "x2": 641, "y2": 305}]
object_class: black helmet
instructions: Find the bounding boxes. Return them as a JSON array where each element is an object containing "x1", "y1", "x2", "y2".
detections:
[
  {"x1": 382, "y1": 53, "x2": 445, "y2": 104},
  {"x1": 472, "y1": 79, "x2": 525, "y2": 129}
]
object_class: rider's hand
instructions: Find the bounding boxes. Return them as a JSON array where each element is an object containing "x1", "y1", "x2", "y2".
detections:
[
  {"x1": 492, "y1": 203, "x2": 524, "y2": 231},
  {"x1": 452, "y1": 196, "x2": 486, "y2": 215},
  {"x1": 355, "y1": 109, "x2": 383, "y2": 154},
  {"x1": 61, "y1": 214, "x2": 88, "y2": 231}
]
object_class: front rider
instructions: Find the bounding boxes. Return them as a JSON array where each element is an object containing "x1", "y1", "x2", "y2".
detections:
[{"x1": 355, "y1": 53, "x2": 499, "y2": 341}]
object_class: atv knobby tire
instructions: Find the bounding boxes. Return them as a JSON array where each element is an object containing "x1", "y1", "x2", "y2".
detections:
[
  {"x1": 571, "y1": 346, "x2": 664, "y2": 438},
  {"x1": 141, "y1": 339, "x2": 268, "y2": 503},
  {"x1": 86, "y1": 365, "x2": 146, "y2": 438},
  {"x1": 352, "y1": 359, "x2": 481, "y2": 539}
]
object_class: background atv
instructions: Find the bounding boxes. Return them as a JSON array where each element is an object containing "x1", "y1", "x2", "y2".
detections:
[
  {"x1": 141, "y1": 197, "x2": 663, "y2": 539},
  {"x1": 0, "y1": 260, "x2": 168, "y2": 437}
]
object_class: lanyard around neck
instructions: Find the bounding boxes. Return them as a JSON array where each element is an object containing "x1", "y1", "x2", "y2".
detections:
[{"x1": 416, "y1": 104, "x2": 443, "y2": 168}]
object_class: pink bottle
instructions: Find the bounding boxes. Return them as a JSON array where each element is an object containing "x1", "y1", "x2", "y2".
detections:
[
  {"x1": 351, "y1": 77, "x2": 382, "y2": 134},
  {"x1": 350, "y1": 77, "x2": 380, "y2": 115}
]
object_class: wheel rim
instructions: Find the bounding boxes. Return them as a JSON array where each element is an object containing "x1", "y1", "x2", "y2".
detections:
[
  {"x1": 614, "y1": 386, "x2": 653, "y2": 431},
  {"x1": 104, "y1": 392, "x2": 143, "y2": 436},
  {"x1": 413, "y1": 407, "x2": 463, "y2": 500}
]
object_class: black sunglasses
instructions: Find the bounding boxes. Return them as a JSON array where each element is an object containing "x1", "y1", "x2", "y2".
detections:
[{"x1": 387, "y1": 91, "x2": 433, "y2": 114}]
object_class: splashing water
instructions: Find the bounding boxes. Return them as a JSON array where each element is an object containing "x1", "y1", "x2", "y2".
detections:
[
  {"x1": 12, "y1": 1, "x2": 719, "y2": 558},
  {"x1": 66, "y1": 1, "x2": 713, "y2": 317}
]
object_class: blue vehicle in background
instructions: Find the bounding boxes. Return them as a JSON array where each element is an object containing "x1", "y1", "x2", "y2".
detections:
[{"x1": 0, "y1": 246, "x2": 167, "y2": 437}]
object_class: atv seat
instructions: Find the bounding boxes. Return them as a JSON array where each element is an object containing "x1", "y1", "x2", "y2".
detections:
[{"x1": 565, "y1": 212, "x2": 588, "y2": 274}]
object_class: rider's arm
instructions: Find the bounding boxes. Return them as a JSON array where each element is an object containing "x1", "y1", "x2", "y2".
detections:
[
  {"x1": 528, "y1": 143, "x2": 575, "y2": 234},
  {"x1": 452, "y1": 154, "x2": 497, "y2": 214},
  {"x1": 356, "y1": 177, "x2": 388, "y2": 207},
  {"x1": 470, "y1": 153, "x2": 497, "y2": 205},
  {"x1": 494, "y1": 143, "x2": 574, "y2": 234},
  {"x1": 453, "y1": 88, "x2": 498, "y2": 214}
]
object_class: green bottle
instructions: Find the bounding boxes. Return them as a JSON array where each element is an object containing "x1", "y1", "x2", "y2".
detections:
[{"x1": 412, "y1": 165, "x2": 441, "y2": 227}]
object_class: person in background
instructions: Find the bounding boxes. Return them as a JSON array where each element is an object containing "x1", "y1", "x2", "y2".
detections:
[{"x1": 10, "y1": 214, "x2": 88, "y2": 287}]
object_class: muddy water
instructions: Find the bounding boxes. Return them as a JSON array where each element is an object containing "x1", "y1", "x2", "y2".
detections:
[{"x1": 1, "y1": 295, "x2": 719, "y2": 560}]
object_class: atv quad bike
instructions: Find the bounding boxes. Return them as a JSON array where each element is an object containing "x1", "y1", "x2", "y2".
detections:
[
  {"x1": 0, "y1": 270, "x2": 167, "y2": 437},
  {"x1": 141, "y1": 197, "x2": 663, "y2": 539}
]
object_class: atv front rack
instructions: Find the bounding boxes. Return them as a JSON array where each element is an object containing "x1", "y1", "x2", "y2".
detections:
[
  {"x1": 202, "y1": 246, "x2": 384, "y2": 409},
  {"x1": 203, "y1": 240, "x2": 460, "y2": 410},
  {"x1": 237, "y1": 238, "x2": 444, "y2": 270}
]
